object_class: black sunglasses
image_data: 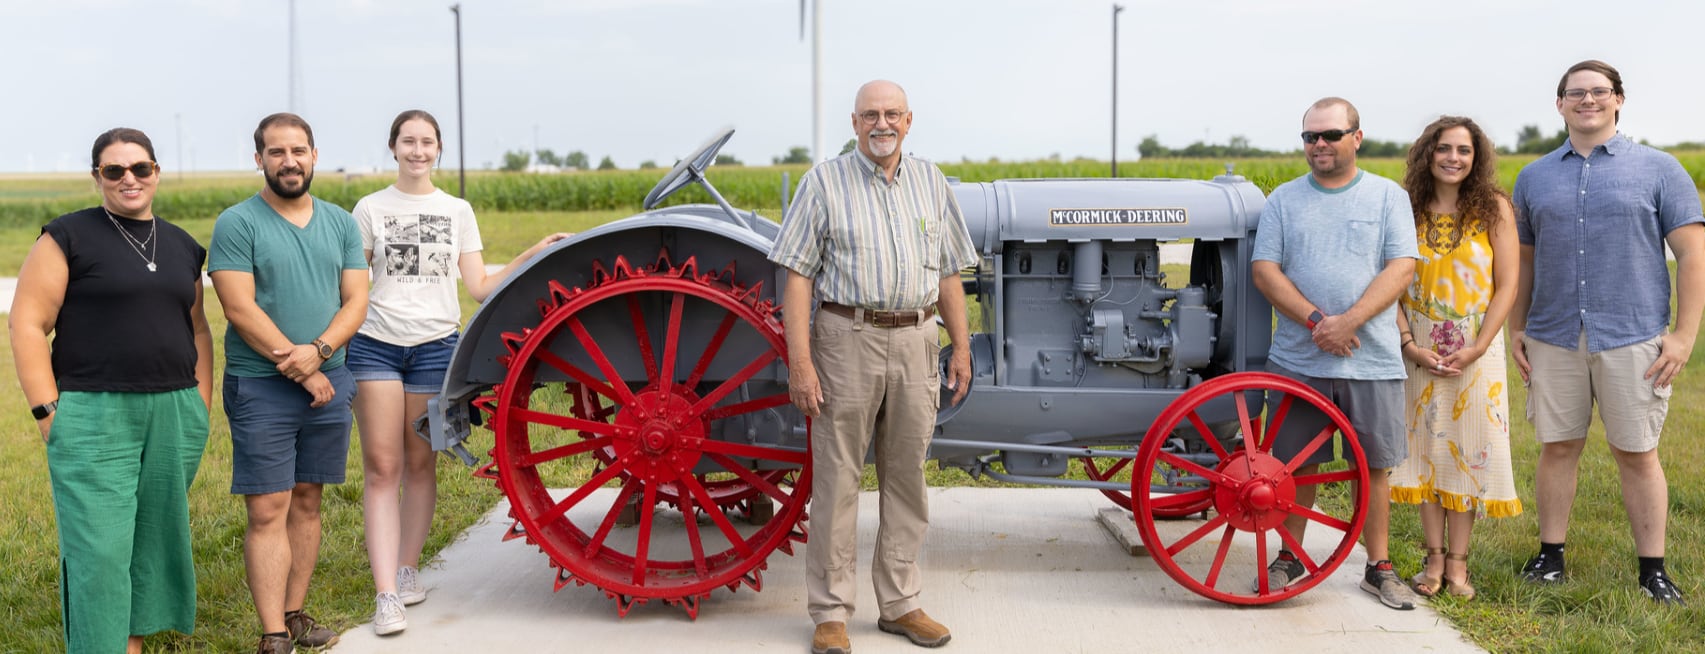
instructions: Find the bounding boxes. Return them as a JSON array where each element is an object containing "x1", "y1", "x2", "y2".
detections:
[
  {"x1": 96, "y1": 161, "x2": 159, "y2": 181},
  {"x1": 1300, "y1": 129, "x2": 1356, "y2": 145}
]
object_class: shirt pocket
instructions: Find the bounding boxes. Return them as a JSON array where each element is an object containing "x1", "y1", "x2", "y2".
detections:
[{"x1": 1345, "y1": 218, "x2": 1379, "y2": 256}]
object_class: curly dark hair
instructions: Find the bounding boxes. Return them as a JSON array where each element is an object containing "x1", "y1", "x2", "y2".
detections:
[{"x1": 1403, "y1": 115, "x2": 1506, "y2": 240}]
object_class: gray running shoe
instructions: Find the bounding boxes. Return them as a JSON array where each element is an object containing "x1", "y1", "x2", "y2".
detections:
[
  {"x1": 1252, "y1": 550, "x2": 1307, "y2": 593},
  {"x1": 1360, "y1": 560, "x2": 1417, "y2": 610}
]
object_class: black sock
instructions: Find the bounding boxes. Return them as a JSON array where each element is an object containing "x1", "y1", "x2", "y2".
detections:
[
  {"x1": 263, "y1": 631, "x2": 288, "y2": 640},
  {"x1": 1640, "y1": 556, "x2": 1667, "y2": 581},
  {"x1": 1540, "y1": 541, "x2": 1565, "y2": 559}
]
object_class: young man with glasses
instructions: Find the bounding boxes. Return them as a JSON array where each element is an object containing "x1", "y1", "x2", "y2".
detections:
[
  {"x1": 769, "y1": 79, "x2": 978, "y2": 654},
  {"x1": 1509, "y1": 60, "x2": 1704, "y2": 605},
  {"x1": 1251, "y1": 97, "x2": 1421, "y2": 610}
]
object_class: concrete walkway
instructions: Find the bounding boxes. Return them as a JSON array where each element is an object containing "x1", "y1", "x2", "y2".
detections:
[{"x1": 326, "y1": 488, "x2": 1484, "y2": 654}]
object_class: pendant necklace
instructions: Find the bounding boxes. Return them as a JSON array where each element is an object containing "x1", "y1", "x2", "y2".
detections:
[{"x1": 103, "y1": 207, "x2": 158, "y2": 272}]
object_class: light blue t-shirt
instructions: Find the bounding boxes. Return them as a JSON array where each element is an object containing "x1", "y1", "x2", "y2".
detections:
[
  {"x1": 1252, "y1": 170, "x2": 1419, "y2": 380},
  {"x1": 208, "y1": 193, "x2": 368, "y2": 377}
]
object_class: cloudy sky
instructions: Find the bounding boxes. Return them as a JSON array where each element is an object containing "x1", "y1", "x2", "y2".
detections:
[{"x1": 2, "y1": 0, "x2": 1698, "y2": 173}]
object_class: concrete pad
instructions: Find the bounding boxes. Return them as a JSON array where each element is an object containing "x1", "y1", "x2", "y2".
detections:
[{"x1": 328, "y1": 488, "x2": 1484, "y2": 654}]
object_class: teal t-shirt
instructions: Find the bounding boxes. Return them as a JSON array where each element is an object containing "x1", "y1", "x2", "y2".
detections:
[{"x1": 208, "y1": 193, "x2": 368, "y2": 377}]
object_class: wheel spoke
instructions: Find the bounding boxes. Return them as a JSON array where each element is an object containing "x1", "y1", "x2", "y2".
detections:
[
  {"x1": 537, "y1": 350, "x2": 621, "y2": 402},
  {"x1": 702, "y1": 392, "x2": 793, "y2": 421},
  {"x1": 1279, "y1": 425, "x2": 1337, "y2": 474},
  {"x1": 631, "y1": 483, "x2": 658, "y2": 586},
  {"x1": 679, "y1": 483, "x2": 709, "y2": 578},
  {"x1": 1292, "y1": 469, "x2": 1359, "y2": 486},
  {"x1": 697, "y1": 438, "x2": 809, "y2": 466},
  {"x1": 706, "y1": 453, "x2": 788, "y2": 503},
  {"x1": 1204, "y1": 523, "x2": 1238, "y2": 590},
  {"x1": 688, "y1": 350, "x2": 781, "y2": 416},
  {"x1": 1234, "y1": 390, "x2": 1261, "y2": 456},
  {"x1": 1155, "y1": 450, "x2": 1232, "y2": 486},
  {"x1": 660, "y1": 292, "x2": 685, "y2": 389},
  {"x1": 1263, "y1": 393, "x2": 1296, "y2": 454},
  {"x1": 566, "y1": 317, "x2": 638, "y2": 405},
  {"x1": 1185, "y1": 410, "x2": 1232, "y2": 460},
  {"x1": 1251, "y1": 526, "x2": 1271, "y2": 593},
  {"x1": 1283, "y1": 502, "x2": 1352, "y2": 533},
  {"x1": 1163, "y1": 512, "x2": 1231, "y2": 557},
  {"x1": 1274, "y1": 527, "x2": 1321, "y2": 574},
  {"x1": 626, "y1": 294, "x2": 659, "y2": 385},
  {"x1": 685, "y1": 313, "x2": 739, "y2": 389},
  {"x1": 516, "y1": 434, "x2": 615, "y2": 468},
  {"x1": 1147, "y1": 487, "x2": 1214, "y2": 511},
  {"x1": 540, "y1": 461, "x2": 627, "y2": 524},
  {"x1": 512, "y1": 408, "x2": 624, "y2": 438},
  {"x1": 582, "y1": 479, "x2": 642, "y2": 559},
  {"x1": 678, "y1": 473, "x2": 754, "y2": 558}
]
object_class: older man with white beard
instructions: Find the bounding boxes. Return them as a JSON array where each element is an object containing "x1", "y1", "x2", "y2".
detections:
[{"x1": 769, "y1": 80, "x2": 978, "y2": 654}]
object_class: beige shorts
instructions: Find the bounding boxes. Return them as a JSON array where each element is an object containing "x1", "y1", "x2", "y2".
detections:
[{"x1": 1523, "y1": 333, "x2": 1672, "y2": 452}]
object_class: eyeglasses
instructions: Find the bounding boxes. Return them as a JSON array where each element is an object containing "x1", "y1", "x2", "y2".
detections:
[
  {"x1": 96, "y1": 162, "x2": 159, "y2": 181},
  {"x1": 1300, "y1": 129, "x2": 1356, "y2": 145},
  {"x1": 858, "y1": 109, "x2": 909, "y2": 125},
  {"x1": 1562, "y1": 87, "x2": 1615, "y2": 101}
]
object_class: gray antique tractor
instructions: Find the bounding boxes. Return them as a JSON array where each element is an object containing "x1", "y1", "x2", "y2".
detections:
[{"x1": 422, "y1": 129, "x2": 1370, "y2": 617}]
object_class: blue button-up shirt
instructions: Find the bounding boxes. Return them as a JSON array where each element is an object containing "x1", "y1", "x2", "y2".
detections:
[{"x1": 1513, "y1": 134, "x2": 1704, "y2": 352}]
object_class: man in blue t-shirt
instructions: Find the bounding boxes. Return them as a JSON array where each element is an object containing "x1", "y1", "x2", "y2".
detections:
[
  {"x1": 208, "y1": 113, "x2": 369, "y2": 653},
  {"x1": 1251, "y1": 97, "x2": 1420, "y2": 610},
  {"x1": 1509, "y1": 60, "x2": 1704, "y2": 605}
]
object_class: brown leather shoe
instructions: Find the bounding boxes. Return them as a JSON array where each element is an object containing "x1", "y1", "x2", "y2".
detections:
[
  {"x1": 878, "y1": 609, "x2": 951, "y2": 647},
  {"x1": 811, "y1": 621, "x2": 851, "y2": 654}
]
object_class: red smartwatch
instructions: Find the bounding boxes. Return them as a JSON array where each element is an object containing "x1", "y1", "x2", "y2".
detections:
[{"x1": 1304, "y1": 310, "x2": 1324, "y2": 330}]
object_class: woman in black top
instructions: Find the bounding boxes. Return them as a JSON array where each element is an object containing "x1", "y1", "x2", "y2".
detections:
[{"x1": 9, "y1": 128, "x2": 213, "y2": 654}]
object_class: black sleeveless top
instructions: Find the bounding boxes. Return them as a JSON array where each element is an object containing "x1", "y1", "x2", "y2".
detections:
[{"x1": 43, "y1": 207, "x2": 207, "y2": 392}]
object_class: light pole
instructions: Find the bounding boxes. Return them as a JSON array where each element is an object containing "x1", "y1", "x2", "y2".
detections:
[
  {"x1": 451, "y1": 3, "x2": 466, "y2": 198},
  {"x1": 1111, "y1": 3, "x2": 1124, "y2": 178},
  {"x1": 175, "y1": 112, "x2": 184, "y2": 181}
]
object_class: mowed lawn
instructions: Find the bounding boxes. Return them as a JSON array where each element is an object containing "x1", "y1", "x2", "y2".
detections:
[{"x1": 0, "y1": 208, "x2": 1702, "y2": 652}]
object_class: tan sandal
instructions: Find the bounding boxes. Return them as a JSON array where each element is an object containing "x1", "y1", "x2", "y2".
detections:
[
  {"x1": 1410, "y1": 546, "x2": 1446, "y2": 597},
  {"x1": 1441, "y1": 551, "x2": 1476, "y2": 600}
]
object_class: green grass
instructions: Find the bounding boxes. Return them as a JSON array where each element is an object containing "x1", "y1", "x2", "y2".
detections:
[{"x1": 4, "y1": 203, "x2": 1705, "y2": 651}]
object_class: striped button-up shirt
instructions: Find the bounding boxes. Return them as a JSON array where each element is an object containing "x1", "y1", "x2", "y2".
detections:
[
  {"x1": 769, "y1": 149, "x2": 979, "y2": 310},
  {"x1": 1513, "y1": 134, "x2": 1704, "y2": 352}
]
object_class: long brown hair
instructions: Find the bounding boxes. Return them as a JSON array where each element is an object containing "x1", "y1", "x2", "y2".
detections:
[{"x1": 1403, "y1": 115, "x2": 1504, "y2": 238}]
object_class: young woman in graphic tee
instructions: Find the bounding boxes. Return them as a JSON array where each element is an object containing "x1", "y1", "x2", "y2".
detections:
[{"x1": 348, "y1": 110, "x2": 568, "y2": 635}]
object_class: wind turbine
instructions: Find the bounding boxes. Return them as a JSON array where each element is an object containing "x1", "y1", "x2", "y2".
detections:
[{"x1": 800, "y1": 0, "x2": 823, "y2": 162}]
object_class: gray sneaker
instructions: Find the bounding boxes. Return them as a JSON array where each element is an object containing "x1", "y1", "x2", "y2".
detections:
[
  {"x1": 397, "y1": 566, "x2": 427, "y2": 606},
  {"x1": 1252, "y1": 550, "x2": 1307, "y2": 593},
  {"x1": 374, "y1": 592, "x2": 407, "y2": 636},
  {"x1": 1360, "y1": 560, "x2": 1417, "y2": 610}
]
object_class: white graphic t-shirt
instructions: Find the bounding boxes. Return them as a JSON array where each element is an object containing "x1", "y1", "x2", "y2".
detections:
[{"x1": 352, "y1": 185, "x2": 484, "y2": 345}]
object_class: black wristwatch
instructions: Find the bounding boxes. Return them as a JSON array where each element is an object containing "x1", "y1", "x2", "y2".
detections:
[
  {"x1": 31, "y1": 400, "x2": 58, "y2": 421},
  {"x1": 313, "y1": 338, "x2": 335, "y2": 360},
  {"x1": 1305, "y1": 310, "x2": 1325, "y2": 330}
]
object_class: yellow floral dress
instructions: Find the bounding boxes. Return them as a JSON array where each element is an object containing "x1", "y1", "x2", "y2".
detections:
[{"x1": 1389, "y1": 214, "x2": 1522, "y2": 517}]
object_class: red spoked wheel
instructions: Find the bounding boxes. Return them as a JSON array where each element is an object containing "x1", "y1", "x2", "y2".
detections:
[
  {"x1": 1132, "y1": 372, "x2": 1368, "y2": 605},
  {"x1": 569, "y1": 382, "x2": 789, "y2": 518},
  {"x1": 473, "y1": 253, "x2": 810, "y2": 618},
  {"x1": 1080, "y1": 445, "x2": 1214, "y2": 519}
]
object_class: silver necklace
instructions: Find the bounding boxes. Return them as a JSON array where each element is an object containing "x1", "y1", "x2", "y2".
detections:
[{"x1": 103, "y1": 207, "x2": 157, "y2": 272}]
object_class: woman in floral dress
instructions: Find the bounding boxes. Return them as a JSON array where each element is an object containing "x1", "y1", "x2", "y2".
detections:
[{"x1": 1390, "y1": 116, "x2": 1522, "y2": 600}]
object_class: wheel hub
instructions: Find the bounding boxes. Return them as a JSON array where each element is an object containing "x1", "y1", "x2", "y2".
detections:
[
  {"x1": 616, "y1": 390, "x2": 706, "y2": 479},
  {"x1": 1213, "y1": 451, "x2": 1294, "y2": 532}
]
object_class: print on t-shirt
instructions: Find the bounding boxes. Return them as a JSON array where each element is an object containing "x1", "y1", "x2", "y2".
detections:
[{"x1": 381, "y1": 213, "x2": 454, "y2": 283}]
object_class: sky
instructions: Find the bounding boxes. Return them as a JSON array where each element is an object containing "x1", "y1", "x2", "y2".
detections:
[{"x1": 2, "y1": 0, "x2": 1700, "y2": 174}]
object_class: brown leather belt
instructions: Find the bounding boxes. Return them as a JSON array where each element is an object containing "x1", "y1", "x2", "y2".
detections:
[{"x1": 819, "y1": 302, "x2": 935, "y2": 328}]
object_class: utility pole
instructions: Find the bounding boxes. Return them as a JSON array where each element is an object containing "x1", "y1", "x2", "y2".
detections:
[
  {"x1": 288, "y1": 0, "x2": 298, "y2": 113},
  {"x1": 175, "y1": 113, "x2": 184, "y2": 181},
  {"x1": 451, "y1": 3, "x2": 467, "y2": 198},
  {"x1": 1111, "y1": 4, "x2": 1124, "y2": 178}
]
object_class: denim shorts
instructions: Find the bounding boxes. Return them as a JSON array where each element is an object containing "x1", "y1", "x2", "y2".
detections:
[
  {"x1": 225, "y1": 366, "x2": 356, "y2": 495},
  {"x1": 346, "y1": 332, "x2": 458, "y2": 394}
]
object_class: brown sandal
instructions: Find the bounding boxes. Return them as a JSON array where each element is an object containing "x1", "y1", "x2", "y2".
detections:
[
  {"x1": 1410, "y1": 546, "x2": 1446, "y2": 597},
  {"x1": 1441, "y1": 552, "x2": 1476, "y2": 600}
]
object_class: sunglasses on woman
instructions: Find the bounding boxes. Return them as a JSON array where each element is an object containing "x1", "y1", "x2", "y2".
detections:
[{"x1": 96, "y1": 161, "x2": 159, "y2": 181}]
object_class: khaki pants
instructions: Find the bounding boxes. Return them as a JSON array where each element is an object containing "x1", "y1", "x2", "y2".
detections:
[{"x1": 806, "y1": 308, "x2": 940, "y2": 625}]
